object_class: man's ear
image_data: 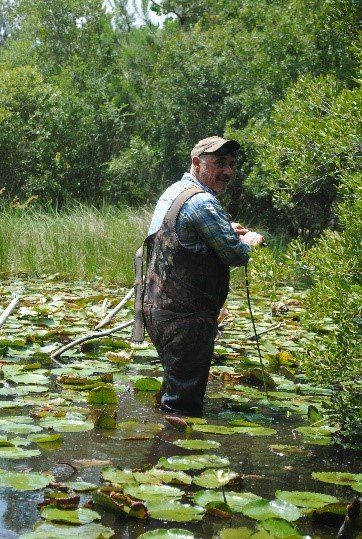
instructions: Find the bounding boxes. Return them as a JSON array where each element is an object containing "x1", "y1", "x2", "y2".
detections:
[{"x1": 192, "y1": 155, "x2": 201, "y2": 170}]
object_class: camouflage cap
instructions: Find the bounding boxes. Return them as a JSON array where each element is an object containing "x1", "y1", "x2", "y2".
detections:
[{"x1": 190, "y1": 136, "x2": 240, "y2": 158}]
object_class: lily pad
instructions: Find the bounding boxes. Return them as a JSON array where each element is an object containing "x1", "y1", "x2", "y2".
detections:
[
  {"x1": 312, "y1": 471, "x2": 362, "y2": 486},
  {"x1": 193, "y1": 490, "x2": 261, "y2": 512},
  {"x1": 275, "y1": 490, "x2": 338, "y2": 508},
  {"x1": 295, "y1": 425, "x2": 339, "y2": 436},
  {"x1": 218, "y1": 527, "x2": 254, "y2": 538},
  {"x1": 0, "y1": 469, "x2": 54, "y2": 490},
  {"x1": 66, "y1": 481, "x2": 98, "y2": 492},
  {"x1": 40, "y1": 418, "x2": 94, "y2": 432},
  {"x1": 133, "y1": 468, "x2": 193, "y2": 486},
  {"x1": 87, "y1": 384, "x2": 118, "y2": 405},
  {"x1": 192, "y1": 424, "x2": 237, "y2": 435},
  {"x1": 192, "y1": 469, "x2": 239, "y2": 488},
  {"x1": 40, "y1": 506, "x2": 101, "y2": 524},
  {"x1": 241, "y1": 499, "x2": 301, "y2": 521},
  {"x1": 258, "y1": 518, "x2": 303, "y2": 538},
  {"x1": 138, "y1": 530, "x2": 195, "y2": 539},
  {"x1": 134, "y1": 377, "x2": 162, "y2": 391},
  {"x1": 117, "y1": 420, "x2": 164, "y2": 439},
  {"x1": 102, "y1": 467, "x2": 134, "y2": 484},
  {"x1": 158, "y1": 454, "x2": 230, "y2": 471},
  {"x1": 123, "y1": 483, "x2": 184, "y2": 501},
  {"x1": 0, "y1": 423, "x2": 42, "y2": 434},
  {"x1": 146, "y1": 500, "x2": 204, "y2": 522},
  {"x1": 19, "y1": 522, "x2": 114, "y2": 539},
  {"x1": 232, "y1": 426, "x2": 277, "y2": 436},
  {"x1": 172, "y1": 439, "x2": 220, "y2": 451},
  {"x1": 28, "y1": 433, "x2": 61, "y2": 443},
  {"x1": 0, "y1": 446, "x2": 41, "y2": 459}
]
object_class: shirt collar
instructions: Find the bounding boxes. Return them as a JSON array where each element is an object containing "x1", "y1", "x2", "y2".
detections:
[{"x1": 181, "y1": 172, "x2": 217, "y2": 196}]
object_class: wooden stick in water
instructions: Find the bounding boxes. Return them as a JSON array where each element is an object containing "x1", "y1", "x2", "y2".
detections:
[
  {"x1": 95, "y1": 287, "x2": 134, "y2": 330},
  {"x1": 0, "y1": 296, "x2": 20, "y2": 330}
]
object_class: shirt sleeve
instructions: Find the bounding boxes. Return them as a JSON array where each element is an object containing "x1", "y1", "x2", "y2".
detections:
[{"x1": 182, "y1": 194, "x2": 251, "y2": 266}]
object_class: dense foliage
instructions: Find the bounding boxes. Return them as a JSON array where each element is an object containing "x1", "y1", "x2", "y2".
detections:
[{"x1": 0, "y1": 0, "x2": 360, "y2": 442}]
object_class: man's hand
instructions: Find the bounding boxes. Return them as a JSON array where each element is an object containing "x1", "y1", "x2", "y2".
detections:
[
  {"x1": 231, "y1": 222, "x2": 249, "y2": 236},
  {"x1": 241, "y1": 231, "x2": 265, "y2": 247}
]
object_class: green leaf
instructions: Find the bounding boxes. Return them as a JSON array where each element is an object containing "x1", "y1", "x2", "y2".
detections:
[
  {"x1": 193, "y1": 490, "x2": 261, "y2": 511},
  {"x1": 0, "y1": 423, "x2": 42, "y2": 434},
  {"x1": 19, "y1": 522, "x2": 114, "y2": 538},
  {"x1": 0, "y1": 469, "x2": 54, "y2": 490},
  {"x1": 296, "y1": 425, "x2": 339, "y2": 436},
  {"x1": 66, "y1": 481, "x2": 98, "y2": 492},
  {"x1": 146, "y1": 500, "x2": 204, "y2": 522},
  {"x1": 138, "y1": 530, "x2": 195, "y2": 539},
  {"x1": 192, "y1": 469, "x2": 239, "y2": 488},
  {"x1": 192, "y1": 424, "x2": 237, "y2": 435},
  {"x1": 40, "y1": 418, "x2": 94, "y2": 432},
  {"x1": 87, "y1": 384, "x2": 118, "y2": 405},
  {"x1": 40, "y1": 507, "x2": 101, "y2": 524},
  {"x1": 134, "y1": 377, "x2": 162, "y2": 391},
  {"x1": 312, "y1": 471, "x2": 362, "y2": 486},
  {"x1": 275, "y1": 490, "x2": 338, "y2": 508},
  {"x1": 157, "y1": 454, "x2": 230, "y2": 471},
  {"x1": 172, "y1": 439, "x2": 220, "y2": 451},
  {"x1": 258, "y1": 518, "x2": 303, "y2": 537},
  {"x1": 0, "y1": 446, "x2": 41, "y2": 459},
  {"x1": 123, "y1": 483, "x2": 184, "y2": 501},
  {"x1": 218, "y1": 528, "x2": 254, "y2": 539},
  {"x1": 133, "y1": 468, "x2": 193, "y2": 486},
  {"x1": 28, "y1": 433, "x2": 61, "y2": 443},
  {"x1": 102, "y1": 467, "x2": 135, "y2": 484},
  {"x1": 241, "y1": 499, "x2": 301, "y2": 521}
]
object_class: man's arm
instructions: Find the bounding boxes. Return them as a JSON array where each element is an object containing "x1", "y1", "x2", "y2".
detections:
[{"x1": 183, "y1": 195, "x2": 263, "y2": 266}]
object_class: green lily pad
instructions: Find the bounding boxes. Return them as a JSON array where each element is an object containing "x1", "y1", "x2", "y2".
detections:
[
  {"x1": 312, "y1": 471, "x2": 362, "y2": 486},
  {"x1": 172, "y1": 439, "x2": 221, "y2": 451},
  {"x1": 232, "y1": 426, "x2": 277, "y2": 436},
  {"x1": 134, "y1": 377, "x2": 162, "y2": 391},
  {"x1": 133, "y1": 468, "x2": 193, "y2": 486},
  {"x1": 218, "y1": 528, "x2": 254, "y2": 539},
  {"x1": 117, "y1": 420, "x2": 164, "y2": 439},
  {"x1": 158, "y1": 454, "x2": 230, "y2": 471},
  {"x1": 193, "y1": 490, "x2": 261, "y2": 512},
  {"x1": 192, "y1": 424, "x2": 237, "y2": 435},
  {"x1": 192, "y1": 469, "x2": 239, "y2": 488},
  {"x1": 28, "y1": 433, "x2": 61, "y2": 443},
  {"x1": 241, "y1": 499, "x2": 301, "y2": 521},
  {"x1": 146, "y1": 500, "x2": 204, "y2": 522},
  {"x1": 275, "y1": 490, "x2": 338, "y2": 508},
  {"x1": 138, "y1": 529, "x2": 195, "y2": 539},
  {"x1": 123, "y1": 483, "x2": 184, "y2": 501},
  {"x1": 19, "y1": 522, "x2": 114, "y2": 539},
  {"x1": 0, "y1": 469, "x2": 54, "y2": 490},
  {"x1": 102, "y1": 467, "x2": 134, "y2": 484},
  {"x1": 40, "y1": 418, "x2": 94, "y2": 432},
  {"x1": 0, "y1": 446, "x2": 41, "y2": 458},
  {"x1": 351, "y1": 482, "x2": 362, "y2": 493},
  {"x1": 258, "y1": 518, "x2": 303, "y2": 538},
  {"x1": 66, "y1": 481, "x2": 98, "y2": 492},
  {"x1": 269, "y1": 445, "x2": 305, "y2": 456},
  {"x1": 87, "y1": 384, "x2": 118, "y2": 405},
  {"x1": 296, "y1": 425, "x2": 339, "y2": 436},
  {"x1": 40, "y1": 506, "x2": 101, "y2": 524},
  {"x1": 0, "y1": 423, "x2": 42, "y2": 434}
]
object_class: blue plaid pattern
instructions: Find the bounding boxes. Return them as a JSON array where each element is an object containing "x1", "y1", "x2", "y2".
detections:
[{"x1": 148, "y1": 173, "x2": 250, "y2": 266}]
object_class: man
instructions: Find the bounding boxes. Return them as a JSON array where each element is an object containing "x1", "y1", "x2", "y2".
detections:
[{"x1": 137, "y1": 136, "x2": 264, "y2": 415}]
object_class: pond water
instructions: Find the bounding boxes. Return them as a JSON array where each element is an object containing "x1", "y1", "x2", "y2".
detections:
[{"x1": 0, "y1": 278, "x2": 360, "y2": 538}]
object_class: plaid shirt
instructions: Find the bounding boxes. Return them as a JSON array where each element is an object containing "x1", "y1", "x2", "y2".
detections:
[{"x1": 148, "y1": 173, "x2": 250, "y2": 266}]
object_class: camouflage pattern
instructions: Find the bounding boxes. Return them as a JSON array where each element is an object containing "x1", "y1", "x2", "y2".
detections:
[{"x1": 143, "y1": 187, "x2": 229, "y2": 413}]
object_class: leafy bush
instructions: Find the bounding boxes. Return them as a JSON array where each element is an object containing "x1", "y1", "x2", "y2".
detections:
[{"x1": 301, "y1": 172, "x2": 361, "y2": 445}]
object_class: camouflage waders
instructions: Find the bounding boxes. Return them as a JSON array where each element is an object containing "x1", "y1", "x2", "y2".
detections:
[{"x1": 140, "y1": 187, "x2": 230, "y2": 414}]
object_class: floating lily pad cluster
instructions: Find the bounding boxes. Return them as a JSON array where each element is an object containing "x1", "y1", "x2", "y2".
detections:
[{"x1": 0, "y1": 277, "x2": 359, "y2": 538}]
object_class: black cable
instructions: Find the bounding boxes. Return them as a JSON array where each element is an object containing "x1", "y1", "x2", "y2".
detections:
[{"x1": 244, "y1": 264, "x2": 269, "y2": 400}]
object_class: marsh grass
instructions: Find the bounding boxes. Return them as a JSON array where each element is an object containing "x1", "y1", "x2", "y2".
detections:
[{"x1": 0, "y1": 205, "x2": 149, "y2": 284}]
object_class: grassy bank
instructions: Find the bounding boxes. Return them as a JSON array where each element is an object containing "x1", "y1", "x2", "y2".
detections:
[{"x1": 0, "y1": 205, "x2": 149, "y2": 284}]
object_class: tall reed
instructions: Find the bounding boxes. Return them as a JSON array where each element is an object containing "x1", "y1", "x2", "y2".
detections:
[{"x1": 0, "y1": 205, "x2": 149, "y2": 285}]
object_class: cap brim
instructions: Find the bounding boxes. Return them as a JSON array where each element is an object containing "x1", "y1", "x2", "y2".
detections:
[{"x1": 203, "y1": 139, "x2": 240, "y2": 154}]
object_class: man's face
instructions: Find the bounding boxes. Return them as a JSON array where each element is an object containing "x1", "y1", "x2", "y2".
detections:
[{"x1": 193, "y1": 153, "x2": 235, "y2": 194}]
